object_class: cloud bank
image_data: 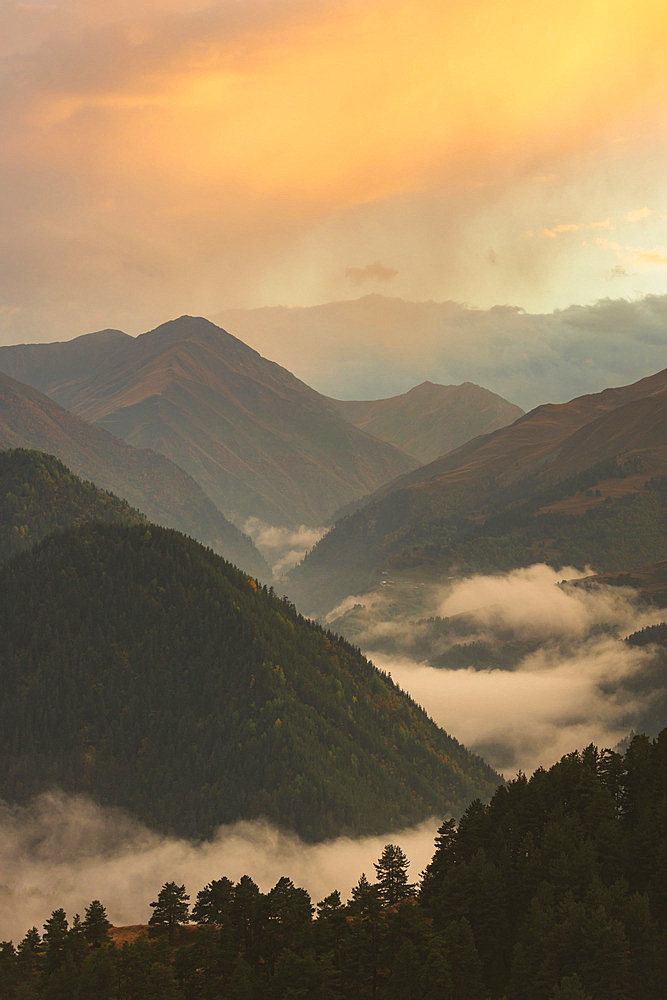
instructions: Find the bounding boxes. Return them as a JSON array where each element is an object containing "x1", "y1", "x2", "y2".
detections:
[
  {"x1": 219, "y1": 292, "x2": 667, "y2": 408},
  {"x1": 332, "y1": 565, "x2": 665, "y2": 776},
  {"x1": 0, "y1": 794, "x2": 438, "y2": 943}
]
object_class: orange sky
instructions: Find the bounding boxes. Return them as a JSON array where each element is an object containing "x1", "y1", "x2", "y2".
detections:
[{"x1": 1, "y1": 0, "x2": 666, "y2": 344}]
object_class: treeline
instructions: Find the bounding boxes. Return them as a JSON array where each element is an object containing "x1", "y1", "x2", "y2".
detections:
[{"x1": 2, "y1": 731, "x2": 665, "y2": 999}]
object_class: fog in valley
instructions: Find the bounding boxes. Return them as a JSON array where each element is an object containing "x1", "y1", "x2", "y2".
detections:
[
  {"x1": 3, "y1": 562, "x2": 663, "y2": 944},
  {"x1": 243, "y1": 518, "x2": 327, "y2": 576},
  {"x1": 0, "y1": 794, "x2": 438, "y2": 943},
  {"x1": 329, "y1": 564, "x2": 665, "y2": 776}
]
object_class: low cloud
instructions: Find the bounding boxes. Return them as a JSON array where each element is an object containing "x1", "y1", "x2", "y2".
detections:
[
  {"x1": 376, "y1": 638, "x2": 657, "y2": 778},
  {"x1": 243, "y1": 518, "x2": 327, "y2": 576},
  {"x1": 345, "y1": 262, "x2": 398, "y2": 285},
  {"x1": 436, "y1": 564, "x2": 646, "y2": 641},
  {"x1": 0, "y1": 793, "x2": 439, "y2": 943},
  {"x1": 328, "y1": 564, "x2": 665, "y2": 777}
]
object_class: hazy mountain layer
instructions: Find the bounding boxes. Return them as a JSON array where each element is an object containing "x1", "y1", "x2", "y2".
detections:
[
  {"x1": 0, "y1": 372, "x2": 268, "y2": 578},
  {"x1": 329, "y1": 380, "x2": 524, "y2": 464},
  {"x1": 0, "y1": 522, "x2": 500, "y2": 841},
  {"x1": 289, "y1": 369, "x2": 667, "y2": 614},
  {"x1": 0, "y1": 448, "x2": 146, "y2": 563},
  {"x1": 216, "y1": 293, "x2": 667, "y2": 409},
  {"x1": 0, "y1": 317, "x2": 417, "y2": 527}
]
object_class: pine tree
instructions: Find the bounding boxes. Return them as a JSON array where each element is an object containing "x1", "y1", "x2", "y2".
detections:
[
  {"x1": 374, "y1": 844, "x2": 415, "y2": 905},
  {"x1": 83, "y1": 900, "x2": 111, "y2": 948},
  {"x1": 148, "y1": 882, "x2": 190, "y2": 944}
]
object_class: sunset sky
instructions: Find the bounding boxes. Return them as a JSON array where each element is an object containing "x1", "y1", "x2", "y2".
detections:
[{"x1": 2, "y1": 0, "x2": 666, "y2": 358}]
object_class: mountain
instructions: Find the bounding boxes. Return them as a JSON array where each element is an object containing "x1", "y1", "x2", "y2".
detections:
[
  {"x1": 0, "y1": 448, "x2": 146, "y2": 563},
  {"x1": 288, "y1": 368, "x2": 667, "y2": 614},
  {"x1": 328, "y1": 381, "x2": 524, "y2": 464},
  {"x1": 0, "y1": 317, "x2": 418, "y2": 528},
  {"x1": 0, "y1": 521, "x2": 500, "y2": 841},
  {"x1": 0, "y1": 372, "x2": 268, "y2": 578}
]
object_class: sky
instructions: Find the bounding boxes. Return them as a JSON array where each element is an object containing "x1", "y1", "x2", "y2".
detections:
[{"x1": 1, "y1": 0, "x2": 667, "y2": 354}]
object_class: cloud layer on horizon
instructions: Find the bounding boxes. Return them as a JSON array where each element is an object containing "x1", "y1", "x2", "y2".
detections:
[{"x1": 219, "y1": 292, "x2": 667, "y2": 408}]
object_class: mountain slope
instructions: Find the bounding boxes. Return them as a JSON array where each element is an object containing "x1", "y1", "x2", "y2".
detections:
[
  {"x1": 0, "y1": 317, "x2": 418, "y2": 527},
  {"x1": 0, "y1": 522, "x2": 501, "y2": 841},
  {"x1": 289, "y1": 369, "x2": 667, "y2": 614},
  {"x1": 0, "y1": 372, "x2": 268, "y2": 578},
  {"x1": 329, "y1": 381, "x2": 524, "y2": 464},
  {"x1": 0, "y1": 448, "x2": 146, "y2": 562}
]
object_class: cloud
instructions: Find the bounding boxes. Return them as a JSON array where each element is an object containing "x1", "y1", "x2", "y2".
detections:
[
  {"x1": 219, "y1": 292, "x2": 667, "y2": 408},
  {"x1": 625, "y1": 208, "x2": 652, "y2": 221},
  {"x1": 376, "y1": 639, "x2": 657, "y2": 777},
  {"x1": 328, "y1": 565, "x2": 665, "y2": 777},
  {"x1": 0, "y1": 793, "x2": 439, "y2": 943},
  {"x1": 345, "y1": 262, "x2": 399, "y2": 286},
  {"x1": 1, "y1": 0, "x2": 667, "y2": 342},
  {"x1": 637, "y1": 250, "x2": 667, "y2": 266},
  {"x1": 243, "y1": 518, "x2": 326, "y2": 576},
  {"x1": 436, "y1": 564, "x2": 645, "y2": 641}
]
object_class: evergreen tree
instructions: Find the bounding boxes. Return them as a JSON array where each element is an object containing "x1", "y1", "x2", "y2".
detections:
[
  {"x1": 149, "y1": 882, "x2": 190, "y2": 944},
  {"x1": 374, "y1": 844, "x2": 415, "y2": 905},
  {"x1": 83, "y1": 900, "x2": 111, "y2": 948}
]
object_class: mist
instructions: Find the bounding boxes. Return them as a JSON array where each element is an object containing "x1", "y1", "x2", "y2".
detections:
[
  {"x1": 329, "y1": 564, "x2": 665, "y2": 777},
  {"x1": 0, "y1": 794, "x2": 439, "y2": 944},
  {"x1": 243, "y1": 518, "x2": 326, "y2": 576}
]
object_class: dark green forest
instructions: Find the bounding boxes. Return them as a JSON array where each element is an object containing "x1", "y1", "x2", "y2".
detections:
[
  {"x1": 0, "y1": 449, "x2": 145, "y2": 563},
  {"x1": 0, "y1": 520, "x2": 498, "y2": 841},
  {"x1": 2, "y1": 731, "x2": 664, "y2": 999}
]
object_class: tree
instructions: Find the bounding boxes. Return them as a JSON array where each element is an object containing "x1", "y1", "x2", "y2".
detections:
[
  {"x1": 192, "y1": 876, "x2": 234, "y2": 924},
  {"x1": 374, "y1": 844, "x2": 414, "y2": 905},
  {"x1": 83, "y1": 900, "x2": 111, "y2": 949},
  {"x1": 148, "y1": 882, "x2": 190, "y2": 944},
  {"x1": 43, "y1": 909, "x2": 69, "y2": 972}
]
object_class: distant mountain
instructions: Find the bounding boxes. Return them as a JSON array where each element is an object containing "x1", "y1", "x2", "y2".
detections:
[
  {"x1": 0, "y1": 372, "x2": 268, "y2": 578},
  {"x1": 329, "y1": 381, "x2": 524, "y2": 464},
  {"x1": 215, "y1": 293, "x2": 667, "y2": 409},
  {"x1": 0, "y1": 317, "x2": 417, "y2": 528},
  {"x1": 0, "y1": 522, "x2": 501, "y2": 841},
  {"x1": 289, "y1": 369, "x2": 667, "y2": 615},
  {"x1": 0, "y1": 448, "x2": 147, "y2": 563}
]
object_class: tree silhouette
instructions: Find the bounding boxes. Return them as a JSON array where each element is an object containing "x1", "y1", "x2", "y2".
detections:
[
  {"x1": 149, "y1": 883, "x2": 190, "y2": 944},
  {"x1": 374, "y1": 845, "x2": 414, "y2": 905}
]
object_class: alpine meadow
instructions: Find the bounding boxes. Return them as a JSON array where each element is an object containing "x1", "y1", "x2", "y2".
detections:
[{"x1": 0, "y1": 2, "x2": 666, "y2": 998}]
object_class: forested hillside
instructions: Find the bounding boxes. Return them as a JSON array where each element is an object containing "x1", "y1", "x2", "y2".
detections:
[
  {"x1": 0, "y1": 522, "x2": 499, "y2": 841},
  {"x1": 0, "y1": 449, "x2": 145, "y2": 562},
  {"x1": 2, "y1": 731, "x2": 664, "y2": 999}
]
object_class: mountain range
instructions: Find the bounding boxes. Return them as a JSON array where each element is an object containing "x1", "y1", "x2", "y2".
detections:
[
  {"x1": 0, "y1": 371, "x2": 268, "y2": 577},
  {"x1": 288, "y1": 368, "x2": 667, "y2": 614},
  {"x1": 0, "y1": 317, "x2": 418, "y2": 528},
  {"x1": 0, "y1": 317, "x2": 523, "y2": 534}
]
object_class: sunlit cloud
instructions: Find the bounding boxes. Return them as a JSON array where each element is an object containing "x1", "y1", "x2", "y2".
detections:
[
  {"x1": 1, "y1": 0, "x2": 667, "y2": 340},
  {"x1": 345, "y1": 262, "x2": 398, "y2": 286}
]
